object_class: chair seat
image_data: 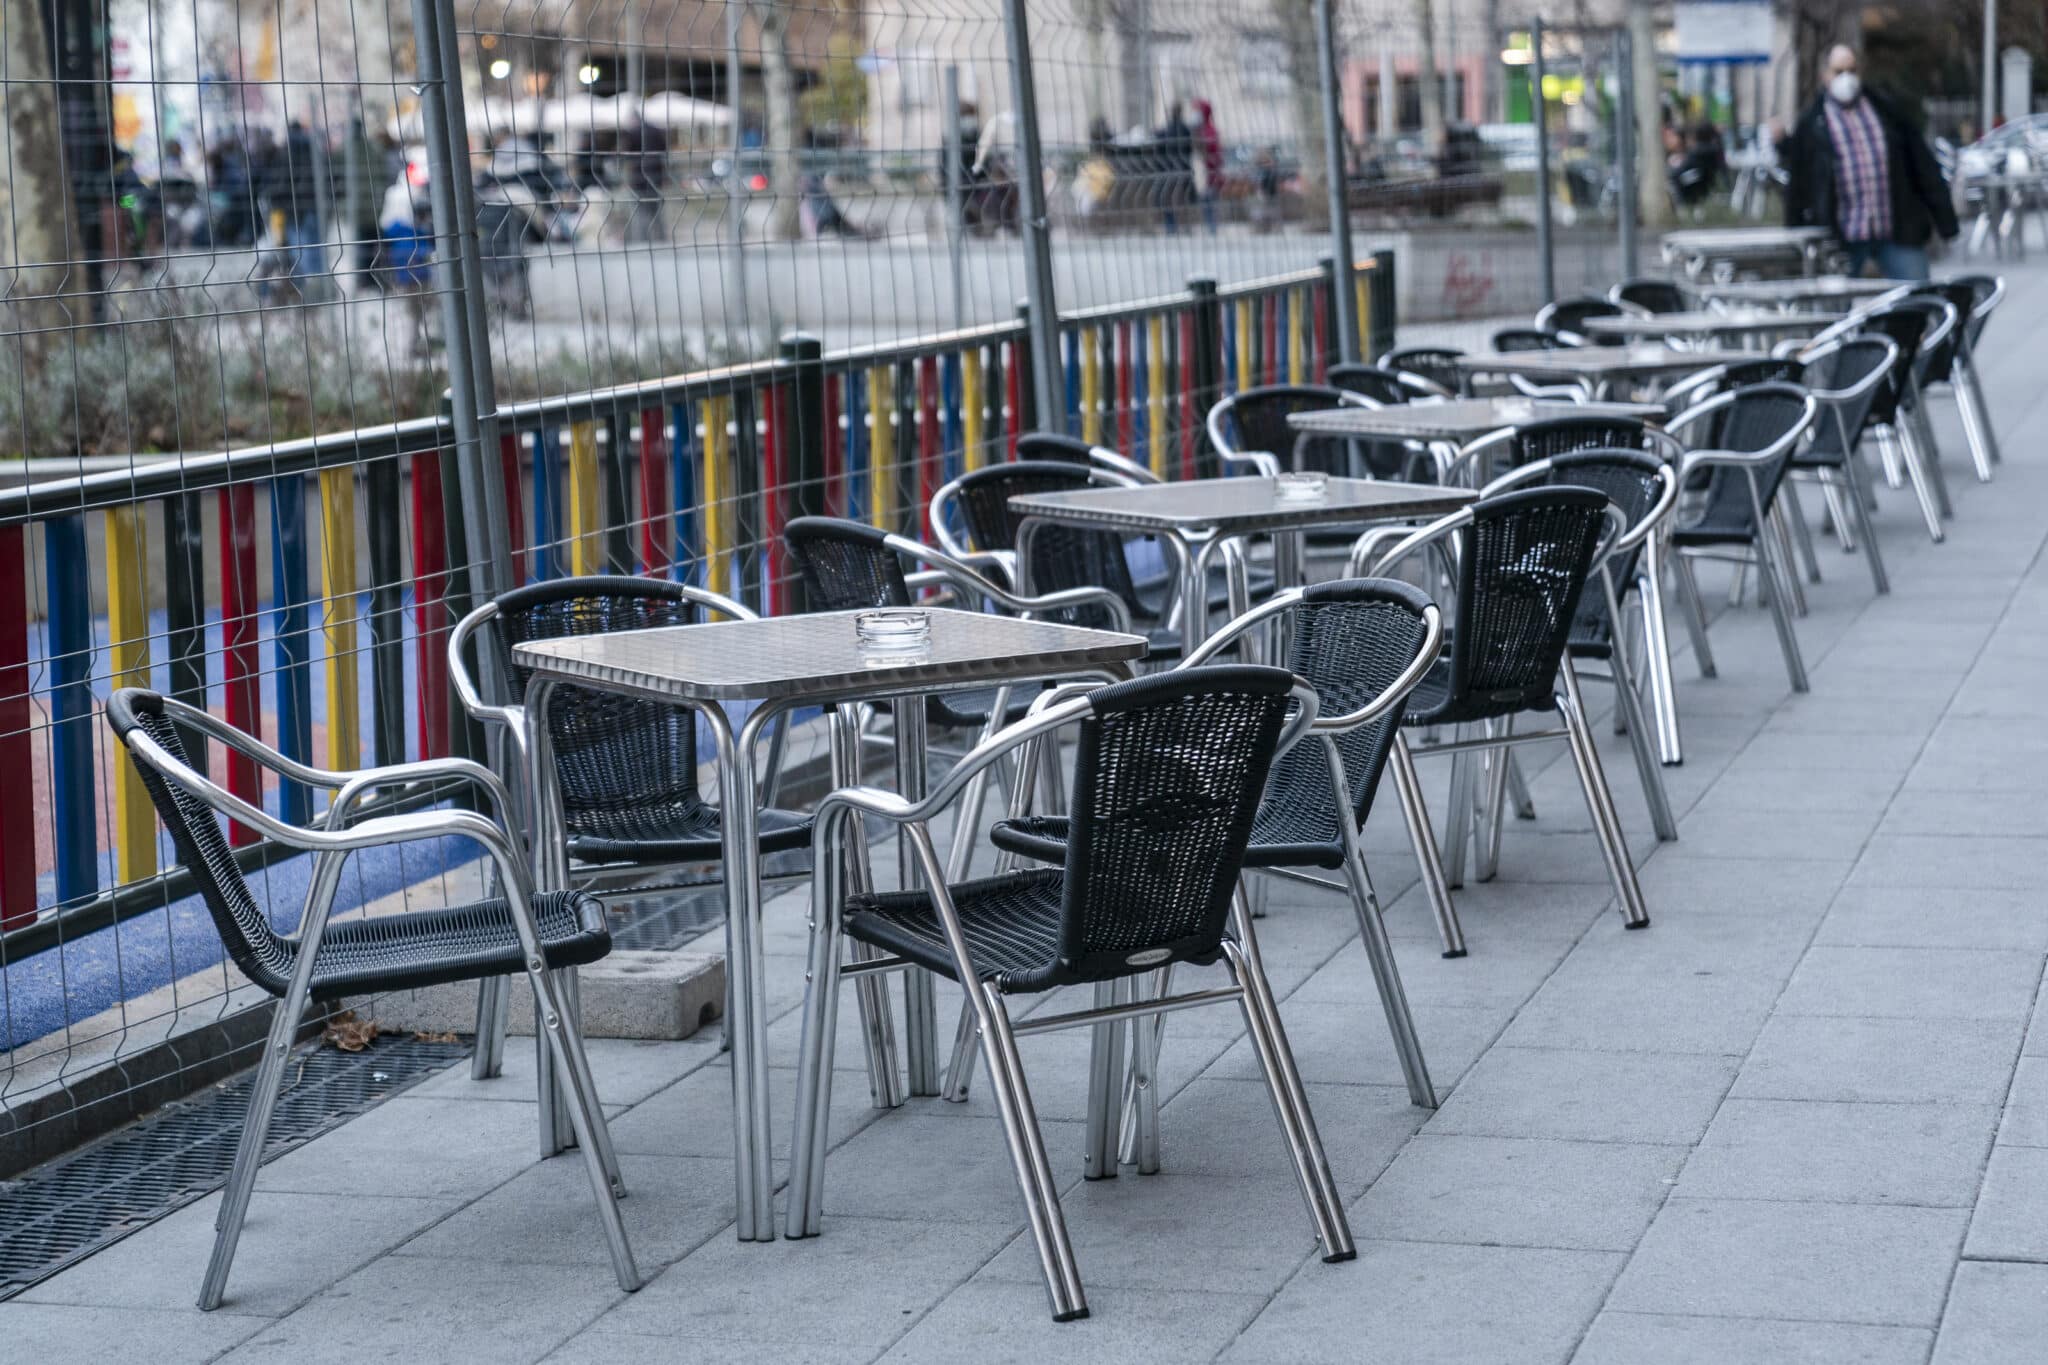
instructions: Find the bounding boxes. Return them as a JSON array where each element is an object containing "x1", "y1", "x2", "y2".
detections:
[
  {"x1": 929, "y1": 685, "x2": 1043, "y2": 731},
  {"x1": 304, "y1": 890, "x2": 611, "y2": 997},
  {"x1": 1671, "y1": 520, "x2": 1756, "y2": 548},
  {"x1": 846, "y1": 868, "x2": 1226, "y2": 995},
  {"x1": 991, "y1": 804, "x2": 1348, "y2": 872},
  {"x1": 1401, "y1": 658, "x2": 1558, "y2": 728},
  {"x1": 568, "y1": 804, "x2": 813, "y2": 866}
]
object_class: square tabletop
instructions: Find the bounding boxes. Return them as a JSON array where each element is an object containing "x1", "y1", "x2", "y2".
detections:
[
  {"x1": 1287, "y1": 398, "x2": 1666, "y2": 443},
  {"x1": 1660, "y1": 226, "x2": 1834, "y2": 258},
  {"x1": 1454, "y1": 345, "x2": 1759, "y2": 380},
  {"x1": 1579, "y1": 309, "x2": 1838, "y2": 339},
  {"x1": 512, "y1": 608, "x2": 1148, "y2": 704},
  {"x1": 1694, "y1": 275, "x2": 1909, "y2": 307},
  {"x1": 1009, "y1": 476, "x2": 1475, "y2": 536}
]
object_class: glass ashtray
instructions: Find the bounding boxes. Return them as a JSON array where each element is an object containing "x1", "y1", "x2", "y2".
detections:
[
  {"x1": 1273, "y1": 471, "x2": 1329, "y2": 504},
  {"x1": 855, "y1": 608, "x2": 932, "y2": 655},
  {"x1": 1496, "y1": 398, "x2": 1537, "y2": 420}
]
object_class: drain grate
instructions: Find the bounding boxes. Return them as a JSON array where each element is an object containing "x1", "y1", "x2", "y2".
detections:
[{"x1": 0, "y1": 1035, "x2": 469, "y2": 1300}]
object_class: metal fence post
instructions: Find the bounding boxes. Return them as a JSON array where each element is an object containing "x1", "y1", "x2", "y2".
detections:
[
  {"x1": 1188, "y1": 276, "x2": 1222, "y2": 478},
  {"x1": 1532, "y1": 16, "x2": 1556, "y2": 305},
  {"x1": 998, "y1": 0, "x2": 1065, "y2": 430},
  {"x1": 1616, "y1": 27, "x2": 1639, "y2": 279},
  {"x1": 1314, "y1": 0, "x2": 1361, "y2": 365},
  {"x1": 943, "y1": 66, "x2": 967, "y2": 331},
  {"x1": 1366, "y1": 249, "x2": 1399, "y2": 362},
  {"x1": 781, "y1": 333, "x2": 827, "y2": 613}
]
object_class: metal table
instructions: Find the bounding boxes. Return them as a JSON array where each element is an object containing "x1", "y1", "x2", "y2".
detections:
[
  {"x1": 1453, "y1": 345, "x2": 1761, "y2": 398},
  {"x1": 1660, "y1": 226, "x2": 1835, "y2": 278},
  {"x1": 513, "y1": 608, "x2": 1146, "y2": 1242},
  {"x1": 1579, "y1": 309, "x2": 1838, "y2": 345},
  {"x1": 1286, "y1": 398, "x2": 1665, "y2": 444},
  {"x1": 1693, "y1": 275, "x2": 1910, "y2": 311},
  {"x1": 1010, "y1": 477, "x2": 1476, "y2": 653}
]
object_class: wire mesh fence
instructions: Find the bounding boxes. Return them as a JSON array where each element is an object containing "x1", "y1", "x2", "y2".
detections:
[{"x1": 0, "y1": 0, "x2": 1623, "y2": 1167}]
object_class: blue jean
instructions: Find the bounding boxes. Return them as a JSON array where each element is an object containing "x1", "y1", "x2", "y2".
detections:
[{"x1": 1842, "y1": 240, "x2": 1930, "y2": 281}]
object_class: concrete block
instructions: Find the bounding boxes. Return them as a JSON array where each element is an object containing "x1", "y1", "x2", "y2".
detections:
[{"x1": 362, "y1": 949, "x2": 726, "y2": 1042}]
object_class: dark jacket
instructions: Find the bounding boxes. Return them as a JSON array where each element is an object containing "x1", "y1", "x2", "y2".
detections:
[{"x1": 1779, "y1": 90, "x2": 1957, "y2": 246}]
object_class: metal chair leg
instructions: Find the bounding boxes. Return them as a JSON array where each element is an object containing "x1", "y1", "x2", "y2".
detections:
[
  {"x1": 1748, "y1": 482, "x2": 1809, "y2": 693},
  {"x1": 1082, "y1": 979, "x2": 1127, "y2": 1180},
  {"x1": 1635, "y1": 563, "x2": 1684, "y2": 765},
  {"x1": 1768, "y1": 503, "x2": 1809, "y2": 617},
  {"x1": 1956, "y1": 352, "x2": 2003, "y2": 470},
  {"x1": 1835, "y1": 462, "x2": 1889, "y2": 595},
  {"x1": 1892, "y1": 422, "x2": 1947, "y2": 543},
  {"x1": 1220, "y1": 940, "x2": 1355, "y2": 1263},
  {"x1": 1779, "y1": 477, "x2": 1824, "y2": 585},
  {"x1": 1340, "y1": 848, "x2": 1436, "y2": 1108},
  {"x1": 1505, "y1": 751, "x2": 1538, "y2": 820},
  {"x1": 526, "y1": 960, "x2": 641, "y2": 1290},
  {"x1": 1875, "y1": 426, "x2": 1906, "y2": 489},
  {"x1": 1117, "y1": 962, "x2": 1172, "y2": 1172},
  {"x1": 1556, "y1": 661, "x2": 1651, "y2": 928},
  {"x1": 1903, "y1": 396, "x2": 1953, "y2": 519},
  {"x1": 1475, "y1": 717, "x2": 1513, "y2": 883},
  {"x1": 785, "y1": 846, "x2": 848, "y2": 1240},
  {"x1": 471, "y1": 976, "x2": 509, "y2": 1081},
  {"x1": 1609, "y1": 647, "x2": 1679, "y2": 842},
  {"x1": 1670, "y1": 553, "x2": 1718, "y2": 679},
  {"x1": 979, "y1": 981, "x2": 1090, "y2": 1322},
  {"x1": 1440, "y1": 726, "x2": 1476, "y2": 890},
  {"x1": 199, "y1": 980, "x2": 308, "y2": 1309},
  {"x1": 1390, "y1": 735, "x2": 1464, "y2": 957}
]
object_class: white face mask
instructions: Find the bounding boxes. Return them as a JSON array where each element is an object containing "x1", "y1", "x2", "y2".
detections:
[{"x1": 1828, "y1": 72, "x2": 1861, "y2": 105}]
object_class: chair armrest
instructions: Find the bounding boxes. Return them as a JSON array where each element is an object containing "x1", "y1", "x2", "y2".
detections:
[
  {"x1": 326, "y1": 757, "x2": 516, "y2": 832},
  {"x1": 1218, "y1": 449, "x2": 1283, "y2": 477},
  {"x1": 894, "y1": 533, "x2": 1131, "y2": 633}
]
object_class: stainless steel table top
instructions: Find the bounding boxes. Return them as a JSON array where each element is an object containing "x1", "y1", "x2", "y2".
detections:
[
  {"x1": 512, "y1": 607, "x2": 1147, "y2": 703},
  {"x1": 1009, "y1": 475, "x2": 1475, "y2": 535},
  {"x1": 1454, "y1": 345, "x2": 1759, "y2": 380},
  {"x1": 1695, "y1": 275, "x2": 1910, "y2": 307},
  {"x1": 1579, "y1": 309, "x2": 1837, "y2": 339},
  {"x1": 1661, "y1": 226, "x2": 1834, "y2": 256},
  {"x1": 1287, "y1": 398, "x2": 1666, "y2": 442}
]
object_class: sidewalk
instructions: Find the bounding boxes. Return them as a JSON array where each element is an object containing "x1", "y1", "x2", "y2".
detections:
[{"x1": 9, "y1": 261, "x2": 2048, "y2": 1364}]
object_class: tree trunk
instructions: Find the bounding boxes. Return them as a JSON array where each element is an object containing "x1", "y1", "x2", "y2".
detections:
[
  {"x1": 1275, "y1": 0, "x2": 1328, "y2": 228},
  {"x1": 1116, "y1": 0, "x2": 1152, "y2": 133},
  {"x1": 1414, "y1": 0, "x2": 1444, "y2": 151},
  {"x1": 1630, "y1": 0, "x2": 1672, "y2": 230},
  {"x1": 757, "y1": 2, "x2": 802, "y2": 242},
  {"x1": 0, "y1": 0, "x2": 83, "y2": 349}
]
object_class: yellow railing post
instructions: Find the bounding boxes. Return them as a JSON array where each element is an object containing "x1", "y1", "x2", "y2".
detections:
[
  {"x1": 567, "y1": 419, "x2": 603, "y2": 576},
  {"x1": 702, "y1": 397, "x2": 731, "y2": 596},
  {"x1": 105, "y1": 505, "x2": 156, "y2": 882},
  {"x1": 1288, "y1": 287, "x2": 1307, "y2": 383},
  {"x1": 1079, "y1": 329, "x2": 1102, "y2": 446},
  {"x1": 962, "y1": 347, "x2": 986, "y2": 469},
  {"x1": 317, "y1": 467, "x2": 360, "y2": 773},
  {"x1": 867, "y1": 366, "x2": 894, "y2": 527},
  {"x1": 1146, "y1": 313, "x2": 1168, "y2": 478},
  {"x1": 1235, "y1": 298, "x2": 1255, "y2": 392}
]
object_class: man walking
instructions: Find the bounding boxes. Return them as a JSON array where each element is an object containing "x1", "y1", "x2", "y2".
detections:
[{"x1": 1776, "y1": 44, "x2": 1956, "y2": 280}]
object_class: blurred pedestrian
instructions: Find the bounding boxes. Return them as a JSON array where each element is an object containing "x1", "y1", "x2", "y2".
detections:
[
  {"x1": 1775, "y1": 43, "x2": 1956, "y2": 280},
  {"x1": 1156, "y1": 102, "x2": 1194, "y2": 234},
  {"x1": 1193, "y1": 99, "x2": 1223, "y2": 234}
]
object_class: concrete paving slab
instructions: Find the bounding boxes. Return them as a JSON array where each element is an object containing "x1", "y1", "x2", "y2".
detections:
[
  {"x1": 1961, "y1": 1144, "x2": 2048, "y2": 1261},
  {"x1": 0, "y1": 1301, "x2": 271, "y2": 1364},
  {"x1": 1678, "y1": 1098, "x2": 1998, "y2": 1207},
  {"x1": 1733, "y1": 1014, "x2": 2022, "y2": 1106},
  {"x1": 1427, "y1": 1046, "x2": 1739, "y2": 1146},
  {"x1": 1774, "y1": 945, "x2": 2042, "y2": 1022},
  {"x1": 1574, "y1": 1311, "x2": 1932, "y2": 1365},
  {"x1": 885, "y1": 1283, "x2": 1268, "y2": 1364},
  {"x1": 1932, "y1": 1261, "x2": 2048, "y2": 1365}
]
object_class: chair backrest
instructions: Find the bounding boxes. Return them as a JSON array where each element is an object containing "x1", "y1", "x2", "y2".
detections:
[
  {"x1": 1016, "y1": 432, "x2": 1161, "y2": 484},
  {"x1": 1491, "y1": 326, "x2": 1572, "y2": 352},
  {"x1": 493, "y1": 576, "x2": 709, "y2": 829},
  {"x1": 1057, "y1": 667, "x2": 1296, "y2": 979},
  {"x1": 946, "y1": 461, "x2": 1138, "y2": 630},
  {"x1": 1889, "y1": 296, "x2": 1959, "y2": 383},
  {"x1": 1379, "y1": 346, "x2": 1467, "y2": 394},
  {"x1": 1209, "y1": 384, "x2": 1362, "y2": 476},
  {"x1": 1518, "y1": 449, "x2": 1671, "y2": 646},
  {"x1": 1536, "y1": 295, "x2": 1631, "y2": 345},
  {"x1": 104, "y1": 689, "x2": 291, "y2": 994},
  {"x1": 783, "y1": 516, "x2": 913, "y2": 610},
  {"x1": 1688, "y1": 382, "x2": 1816, "y2": 532},
  {"x1": 1461, "y1": 414, "x2": 1651, "y2": 485},
  {"x1": 1612, "y1": 278, "x2": 1688, "y2": 314},
  {"x1": 1800, "y1": 336, "x2": 1895, "y2": 459},
  {"x1": 1442, "y1": 486, "x2": 1613, "y2": 716},
  {"x1": 1264, "y1": 579, "x2": 1435, "y2": 837},
  {"x1": 1327, "y1": 362, "x2": 1442, "y2": 404},
  {"x1": 1945, "y1": 272, "x2": 2003, "y2": 349},
  {"x1": 1851, "y1": 304, "x2": 1931, "y2": 420}
]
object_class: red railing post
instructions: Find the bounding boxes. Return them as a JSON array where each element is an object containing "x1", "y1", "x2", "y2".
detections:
[
  {"x1": 411, "y1": 451, "x2": 450, "y2": 760},
  {"x1": 218, "y1": 483, "x2": 263, "y2": 845},
  {"x1": 637, "y1": 408, "x2": 669, "y2": 576}
]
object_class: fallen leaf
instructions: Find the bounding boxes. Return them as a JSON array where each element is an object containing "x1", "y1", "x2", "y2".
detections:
[
  {"x1": 410, "y1": 1030, "x2": 461, "y2": 1044},
  {"x1": 321, "y1": 1010, "x2": 381, "y2": 1053}
]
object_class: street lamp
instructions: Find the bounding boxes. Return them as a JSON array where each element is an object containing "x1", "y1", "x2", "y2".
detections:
[{"x1": 489, "y1": 59, "x2": 512, "y2": 79}]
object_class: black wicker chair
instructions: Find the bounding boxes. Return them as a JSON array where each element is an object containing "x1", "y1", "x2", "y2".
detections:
[
  {"x1": 1348, "y1": 486, "x2": 1653, "y2": 940},
  {"x1": 1480, "y1": 450, "x2": 1682, "y2": 848},
  {"x1": 1664, "y1": 382, "x2": 1820, "y2": 693},
  {"x1": 1611, "y1": 277, "x2": 1690, "y2": 315},
  {"x1": 784, "y1": 668, "x2": 1354, "y2": 1322},
  {"x1": 1205, "y1": 383, "x2": 1370, "y2": 477},
  {"x1": 929, "y1": 460, "x2": 1183, "y2": 659},
  {"x1": 1444, "y1": 413, "x2": 1669, "y2": 486},
  {"x1": 1490, "y1": 326, "x2": 1573, "y2": 352},
  {"x1": 1788, "y1": 335, "x2": 1898, "y2": 596},
  {"x1": 1835, "y1": 300, "x2": 1950, "y2": 540},
  {"x1": 1910, "y1": 279, "x2": 2000, "y2": 480},
  {"x1": 1536, "y1": 294, "x2": 1642, "y2": 346},
  {"x1": 981, "y1": 580, "x2": 1447, "y2": 1102},
  {"x1": 1379, "y1": 345, "x2": 1468, "y2": 396},
  {"x1": 1326, "y1": 361, "x2": 1454, "y2": 403},
  {"x1": 1016, "y1": 431, "x2": 1161, "y2": 485},
  {"x1": 104, "y1": 689, "x2": 637, "y2": 1308}
]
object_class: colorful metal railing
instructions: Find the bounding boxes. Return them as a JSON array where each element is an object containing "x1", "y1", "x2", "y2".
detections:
[{"x1": 0, "y1": 254, "x2": 1390, "y2": 959}]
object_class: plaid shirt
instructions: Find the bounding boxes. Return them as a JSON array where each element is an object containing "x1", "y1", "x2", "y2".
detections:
[{"x1": 1823, "y1": 96, "x2": 1892, "y2": 242}]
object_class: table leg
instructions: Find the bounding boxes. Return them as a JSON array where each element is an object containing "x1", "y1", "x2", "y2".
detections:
[
  {"x1": 1177, "y1": 530, "x2": 1214, "y2": 658},
  {"x1": 716, "y1": 704, "x2": 779, "y2": 1241},
  {"x1": 521, "y1": 678, "x2": 578, "y2": 1158},
  {"x1": 892, "y1": 697, "x2": 941, "y2": 1096},
  {"x1": 1641, "y1": 532, "x2": 1683, "y2": 766}
]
